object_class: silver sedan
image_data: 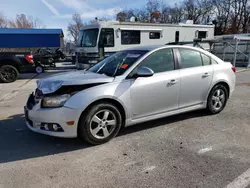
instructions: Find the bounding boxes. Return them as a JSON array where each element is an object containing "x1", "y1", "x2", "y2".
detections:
[{"x1": 24, "y1": 45, "x2": 236, "y2": 145}]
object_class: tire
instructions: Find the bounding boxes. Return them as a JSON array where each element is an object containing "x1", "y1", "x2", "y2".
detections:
[
  {"x1": 0, "y1": 65, "x2": 19, "y2": 83},
  {"x1": 207, "y1": 84, "x2": 229, "y2": 114},
  {"x1": 35, "y1": 65, "x2": 44, "y2": 74},
  {"x1": 78, "y1": 103, "x2": 122, "y2": 145}
]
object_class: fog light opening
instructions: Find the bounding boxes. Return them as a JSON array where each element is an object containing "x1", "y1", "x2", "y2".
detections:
[
  {"x1": 52, "y1": 124, "x2": 58, "y2": 131},
  {"x1": 44, "y1": 124, "x2": 49, "y2": 131}
]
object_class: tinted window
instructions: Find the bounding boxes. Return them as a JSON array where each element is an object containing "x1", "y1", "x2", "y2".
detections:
[
  {"x1": 201, "y1": 54, "x2": 211, "y2": 66},
  {"x1": 88, "y1": 50, "x2": 147, "y2": 77},
  {"x1": 198, "y1": 31, "x2": 207, "y2": 39},
  {"x1": 175, "y1": 31, "x2": 179, "y2": 43},
  {"x1": 100, "y1": 28, "x2": 114, "y2": 47},
  {"x1": 138, "y1": 49, "x2": 175, "y2": 73},
  {"x1": 179, "y1": 49, "x2": 203, "y2": 68},
  {"x1": 80, "y1": 29, "x2": 99, "y2": 47},
  {"x1": 149, "y1": 32, "x2": 160, "y2": 39},
  {"x1": 121, "y1": 30, "x2": 140, "y2": 45}
]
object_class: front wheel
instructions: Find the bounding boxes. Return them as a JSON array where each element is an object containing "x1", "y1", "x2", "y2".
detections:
[
  {"x1": 207, "y1": 84, "x2": 228, "y2": 114},
  {"x1": 78, "y1": 103, "x2": 122, "y2": 145},
  {"x1": 0, "y1": 65, "x2": 19, "y2": 83}
]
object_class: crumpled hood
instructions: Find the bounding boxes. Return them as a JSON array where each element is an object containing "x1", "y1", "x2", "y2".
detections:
[{"x1": 37, "y1": 70, "x2": 114, "y2": 94}]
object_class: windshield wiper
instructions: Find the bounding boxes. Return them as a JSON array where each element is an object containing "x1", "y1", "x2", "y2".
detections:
[{"x1": 112, "y1": 58, "x2": 126, "y2": 77}]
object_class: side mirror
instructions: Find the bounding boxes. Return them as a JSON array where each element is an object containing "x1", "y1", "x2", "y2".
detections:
[{"x1": 136, "y1": 67, "x2": 154, "y2": 77}]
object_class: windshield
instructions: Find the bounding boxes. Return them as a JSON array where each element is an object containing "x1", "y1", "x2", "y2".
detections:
[
  {"x1": 87, "y1": 50, "x2": 148, "y2": 77},
  {"x1": 78, "y1": 29, "x2": 99, "y2": 47}
]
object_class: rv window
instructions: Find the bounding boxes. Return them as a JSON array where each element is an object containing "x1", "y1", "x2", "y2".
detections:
[
  {"x1": 149, "y1": 32, "x2": 160, "y2": 39},
  {"x1": 121, "y1": 30, "x2": 140, "y2": 45},
  {"x1": 100, "y1": 28, "x2": 114, "y2": 47},
  {"x1": 175, "y1": 31, "x2": 179, "y2": 43},
  {"x1": 79, "y1": 29, "x2": 99, "y2": 47},
  {"x1": 198, "y1": 31, "x2": 207, "y2": 39}
]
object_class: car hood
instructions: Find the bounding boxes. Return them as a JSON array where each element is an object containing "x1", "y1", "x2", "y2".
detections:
[{"x1": 37, "y1": 70, "x2": 114, "y2": 94}]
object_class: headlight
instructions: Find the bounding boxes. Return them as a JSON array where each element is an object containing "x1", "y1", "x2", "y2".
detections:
[{"x1": 42, "y1": 94, "x2": 70, "y2": 108}]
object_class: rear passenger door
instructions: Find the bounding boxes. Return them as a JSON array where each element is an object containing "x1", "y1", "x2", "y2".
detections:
[{"x1": 177, "y1": 48, "x2": 214, "y2": 108}]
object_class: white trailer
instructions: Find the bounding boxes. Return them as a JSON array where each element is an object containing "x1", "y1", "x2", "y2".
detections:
[{"x1": 76, "y1": 21, "x2": 214, "y2": 69}]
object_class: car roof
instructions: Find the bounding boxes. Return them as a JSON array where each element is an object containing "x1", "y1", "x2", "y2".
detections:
[{"x1": 126, "y1": 45, "x2": 204, "y2": 52}]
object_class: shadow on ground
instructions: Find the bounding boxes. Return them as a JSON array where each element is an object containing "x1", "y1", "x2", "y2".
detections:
[{"x1": 0, "y1": 110, "x2": 209, "y2": 164}]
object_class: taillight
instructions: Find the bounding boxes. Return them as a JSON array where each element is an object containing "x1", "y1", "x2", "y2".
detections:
[
  {"x1": 231, "y1": 66, "x2": 236, "y2": 73},
  {"x1": 25, "y1": 54, "x2": 34, "y2": 64}
]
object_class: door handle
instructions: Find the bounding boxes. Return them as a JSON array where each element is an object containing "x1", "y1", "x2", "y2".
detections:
[
  {"x1": 167, "y1": 79, "x2": 178, "y2": 86},
  {"x1": 202, "y1": 73, "x2": 210, "y2": 78}
]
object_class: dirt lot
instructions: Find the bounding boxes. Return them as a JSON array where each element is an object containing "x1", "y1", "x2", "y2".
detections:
[{"x1": 0, "y1": 65, "x2": 250, "y2": 188}]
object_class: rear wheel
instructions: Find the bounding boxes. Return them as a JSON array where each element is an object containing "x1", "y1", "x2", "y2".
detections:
[
  {"x1": 207, "y1": 84, "x2": 228, "y2": 114},
  {"x1": 35, "y1": 65, "x2": 44, "y2": 74},
  {"x1": 78, "y1": 103, "x2": 122, "y2": 145},
  {"x1": 0, "y1": 65, "x2": 19, "y2": 83}
]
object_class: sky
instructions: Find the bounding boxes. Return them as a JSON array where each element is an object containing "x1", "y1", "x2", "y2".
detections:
[{"x1": 0, "y1": 0, "x2": 174, "y2": 40}]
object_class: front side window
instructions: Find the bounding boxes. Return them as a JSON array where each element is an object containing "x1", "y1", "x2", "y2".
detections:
[
  {"x1": 179, "y1": 49, "x2": 203, "y2": 68},
  {"x1": 138, "y1": 48, "x2": 175, "y2": 73},
  {"x1": 78, "y1": 29, "x2": 99, "y2": 47},
  {"x1": 88, "y1": 50, "x2": 147, "y2": 77},
  {"x1": 121, "y1": 30, "x2": 140, "y2": 45}
]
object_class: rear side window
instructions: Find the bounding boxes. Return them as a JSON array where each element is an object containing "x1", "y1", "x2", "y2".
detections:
[
  {"x1": 201, "y1": 54, "x2": 211, "y2": 66},
  {"x1": 212, "y1": 59, "x2": 218, "y2": 64},
  {"x1": 138, "y1": 48, "x2": 175, "y2": 73},
  {"x1": 179, "y1": 49, "x2": 203, "y2": 69}
]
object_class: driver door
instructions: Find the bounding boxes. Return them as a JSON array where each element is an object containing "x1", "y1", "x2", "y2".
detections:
[{"x1": 129, "y1": 48, "x2": 180, "y2": 119}]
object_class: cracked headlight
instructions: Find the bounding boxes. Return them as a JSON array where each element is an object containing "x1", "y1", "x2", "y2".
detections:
[{"x1": 41, "y1": 94, "x2": 70, "y2": 108}]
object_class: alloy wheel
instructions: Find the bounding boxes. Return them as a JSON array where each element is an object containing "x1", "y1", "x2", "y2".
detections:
[
  {"x1": 90, "y1": 110, "x2": 117, "y2": 139},
  {"x1": 211, "y1": 89, "x2": 226, "y2": 111}
]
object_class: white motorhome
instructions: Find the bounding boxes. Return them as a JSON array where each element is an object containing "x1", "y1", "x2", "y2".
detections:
[{"x1": 76, "y1": 21, "x2": 214, "y2": 69}]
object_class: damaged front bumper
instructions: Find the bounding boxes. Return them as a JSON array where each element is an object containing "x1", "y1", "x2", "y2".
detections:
[{"x1": 24, "y1": 93, "x2": 81, "y2": 138}]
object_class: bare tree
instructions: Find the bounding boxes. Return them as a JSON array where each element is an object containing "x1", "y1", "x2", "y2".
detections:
[
  {"x1": 212, "y1": 0, "x2": 232, "y2": 34},
  {"x1": 114, "y1": 0, "x2": 250, "y2": 35},
  {"x1": 9, "y1": 14, "x2": 44, "y2": 28},
  {"x1": 0, "y1": 12, "x2": 8, "y2": 28},
  {"x1": 147, "y1": 0, "x2": 160, "y2": 14},
  {"x1": 67, "y1": 13, "x2": 84, "y2": 43},
  {"x1": 241, "y1": 0, "x2": 250, "y2": 33},
  {"x1": 161, "y1": 4, "x2": 184, "y2": 23},
  {"x1": 182, "y1": 0, "x2": 213, "y2": 24}
]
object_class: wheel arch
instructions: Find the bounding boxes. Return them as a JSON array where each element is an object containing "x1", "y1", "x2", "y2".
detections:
[
  {"x1": 77, "y1": 98, "x2": 127, "y2": 135},
  {"x1": 208, "y1": 81, "x2": 230, "y2": 99},
  {"x1": 0, "y1": 59, "x2": 20, "y2": 72}
]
